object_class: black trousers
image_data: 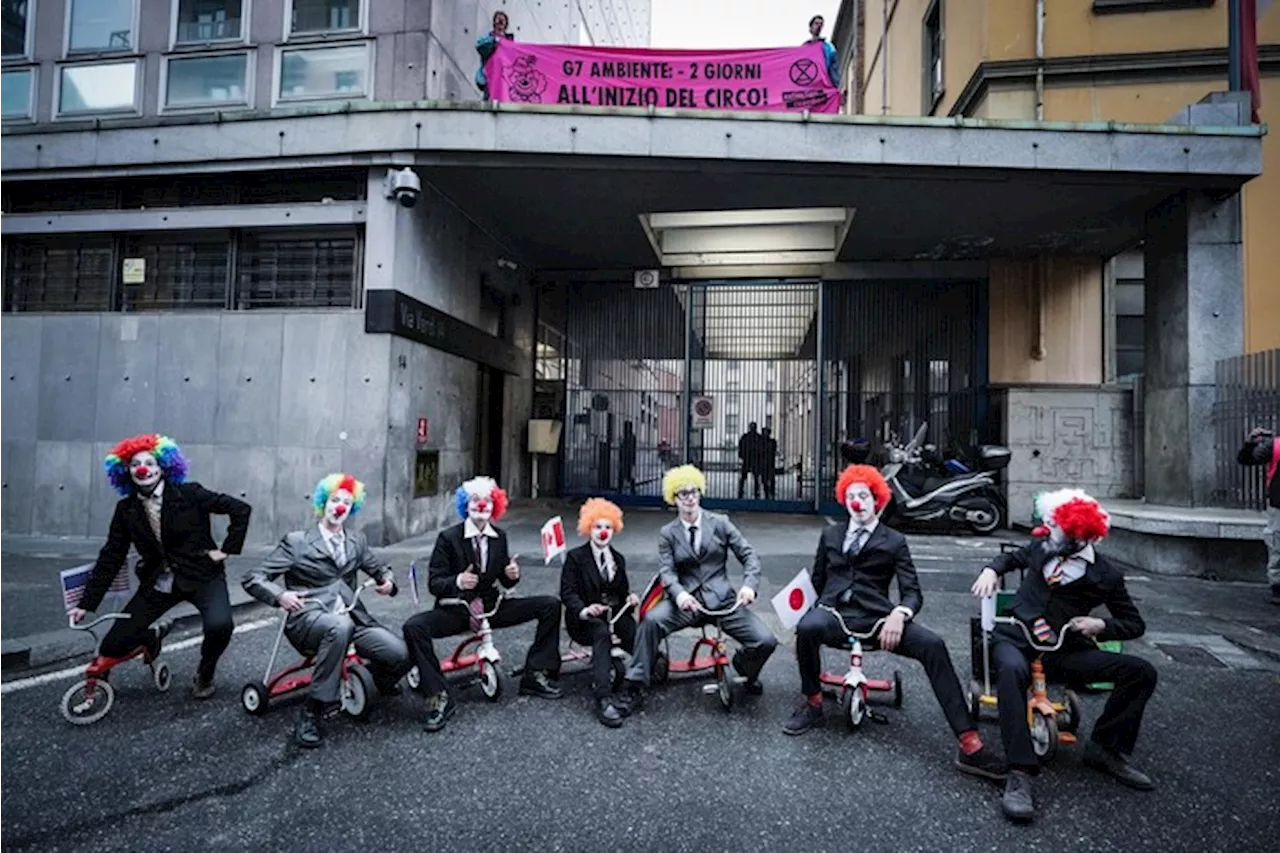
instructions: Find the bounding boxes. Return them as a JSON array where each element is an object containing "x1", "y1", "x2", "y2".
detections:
[
  {"x1": 99, "y1": 575, "x2": 234, "y2": 681},
  {"x1": 402, "y1": 596, "x2": 562, "y2": 697},
  {"x1": 568, "y1": 615, "x2": 637, "y2": 699},
  {"x1": 992, "y1": 636, "x2": 1158, "y2": 772},
  {"x1": 795, "y1": 608, "x2": 974, "y2": 736}
]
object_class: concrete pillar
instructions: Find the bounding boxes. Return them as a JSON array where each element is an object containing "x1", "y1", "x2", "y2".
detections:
[{"x1": 1142, "y1": 190, "x2": 1244, "y2": 506}]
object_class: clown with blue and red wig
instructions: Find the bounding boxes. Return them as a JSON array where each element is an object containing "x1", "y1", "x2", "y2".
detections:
[
  {"x1": 784, "y1": 464, "x2": 1007, "y2": 782},
  {"x1": 71, "y1": 434, "x2": 252, "y2": 700},
  {"x1": 402, "y1": 476, "x2": 564, "y2": 733},
  {"x1": 242, "y1": 473, "x2": 411, "y2": 748},
  {"x1": 971, "y1": 488, "x2": 1155, "y2": 822}
]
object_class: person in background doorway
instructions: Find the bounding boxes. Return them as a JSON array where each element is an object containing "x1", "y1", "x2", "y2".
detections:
[
  {"x1": 475, "y1": 10, "x2": 514, "y2": 99},
  {"x1": 738, "y1": 423, "x2": 763, "y2": 499},
  {"x1": 761, "y1": 427, "x2": 779, "y2": 500},
  {"x1": 805, "y1": 14, "x2": 839, "y2": 87},
  {"x1": 1238, "y1": 426, "x2": 1280, "y2": 604},
  {"x1": 620, "y1": 421, "x2": 638, "y2": 494}
]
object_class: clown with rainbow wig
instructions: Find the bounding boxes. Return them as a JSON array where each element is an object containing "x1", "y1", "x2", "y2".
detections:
[
  {"x1": 243, "y1": 473, "x2": 410, "y2": 748},
  {"x1": 558, "y1": 498, "x2": 640, "y2": 728},
  {"x1": 973, "y1": 488, "x2": 1155, "y2": 822},
  {"x1": 402, "y1": 476, "x2": 564, "y2": 733},
  {"x1": 784, "y1": 464, "x2": 1006, "y2": 783},
  {"x1": 73, "y1": 434, "x2": 252, "y2": 700}
]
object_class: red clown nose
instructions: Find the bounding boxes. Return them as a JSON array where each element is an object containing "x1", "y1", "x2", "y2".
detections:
[
  {"x1": 334, "y1": 505, "x2": 347, "y2": 517},
  {"x1": 1031, "y1": 525, "x2": 1050, "y2": 538},
  {"x1": 475, "y1": 500, "x2": 489, "y2": 511},
  {"x1": 598, "y1": 530, "x2": 610, "y2": 541},
  {"x1": 134, "y1": 466, "x2": 150, "y2": 478},
  {"x1": 850, "y1": 500, "x2": 864, "y2": 513}
]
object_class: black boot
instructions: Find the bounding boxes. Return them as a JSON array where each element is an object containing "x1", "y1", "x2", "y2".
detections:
[
  {"x1": 294, "y1": 700, "x2": 324, "y2": 748},
  {"x1": 613, "y1": 680, "x2": 645, "y2": 716},
  {"x1": 143, "y1": 619, "x2": 173, "y2": 661},
  {"x1": 518, "y1": 670, "x2": 564, "y2": 699},
  {"x1": 595, "y1": 697, "x2": 624, "y2": 728}
]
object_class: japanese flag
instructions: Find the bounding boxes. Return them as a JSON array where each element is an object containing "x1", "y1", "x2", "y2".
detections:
[
  {"x1": 771, "y1": 568, "x2": 818, "y2": 630},
  {"x1": 541, "y1": 516, "x2": 567, "y2": 564}
]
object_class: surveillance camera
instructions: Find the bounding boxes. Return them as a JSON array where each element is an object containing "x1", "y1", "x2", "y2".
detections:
[{"x1": 385, "y1": 167, "x2": 422, "y2": 209}]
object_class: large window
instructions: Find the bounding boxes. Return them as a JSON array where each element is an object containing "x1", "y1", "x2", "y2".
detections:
[
  {"x1": 173, "y1": 0, "x2": 244, "y2": 45},
  {"x1": 164, "y1": 53, "x2": 249, "y2": 108},
  {"x1": 67, "y1": 0, "x2": 136, "y2": 53},
  {"x1": 3, "y1": 237, "x2": 115, "y2": 312},
  {"x1": 1, "y1": 66, "x2": 33, "y2": 118},
  {"x1": 277, "y1": 43, "x2": 368, "y2": 101},
  {"x1": 57, "y1": 60, "x2": 138, "y2": 115},
  {"x1": 288, "y1": 0, "x2": 361, "y2": 37},
  {"x1": 120, "y1": 234, "x2": 230, "y2": 311},
  {"x1": 1114, "y1": 277, "x2": 1144, "y2": 379},
  {"x1": 3, "y1": 0, "x2": 31, "y2": 57},
  {"x1": 922, "y1": 0, "x2": 943, "y2": 114},
  {"x1": 236, "y1": 230, "x2": 358, "y2": 309}
]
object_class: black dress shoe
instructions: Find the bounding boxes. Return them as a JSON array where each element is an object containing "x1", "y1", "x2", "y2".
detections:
[
  {"x1": 955, "y1": 745, "x2": 1009, "y2": 781},
  {"x1": 1001, "y1": 771, "x2": 1035, "y2": 823},
  {"x1": 294, "y1": 707, "x2": 323, "y2": 748},
  {"x1": 423, "y1": 692, "x2": 456, "y2": 733},
  {"x1": 595, "y1": 698, "x2": 624, "y2": 728},
  {"x1": 518, "y1": 670, "x2": 564, "y2": 700},
  {"x1": 144, "y1": 619, "x2": 173, "y2": 661},
  {"x1": 732, "y1": 656, "x2": 764, "y2": 695},
  {"x1": 782, "y1": 701, "x2": 823, "y2": 735},
  {"x1": 1083, "y1": 741, "x2": 1155, "y2": 790},
  {"x1": 614, "y1": 681, "x2": 644, "y2": 716}
]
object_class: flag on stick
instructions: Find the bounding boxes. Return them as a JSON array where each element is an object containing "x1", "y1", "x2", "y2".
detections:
[
  {"x1": 541, "y1": 516, "x2": 566, "y2": 564},
  {"x1": 407, "y1": 561, "x2": 420, "y2": 607},
  {"x1": 771, "y1": 568, "x2": 817, "y2": 630},
  {"x1": 60, "y1": 563, "x2": 130, "y2": 613}
]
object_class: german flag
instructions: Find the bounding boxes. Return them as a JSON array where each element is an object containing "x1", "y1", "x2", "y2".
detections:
[{"x1": 638, "y1": 575, "x2": 665, "y2": 619}]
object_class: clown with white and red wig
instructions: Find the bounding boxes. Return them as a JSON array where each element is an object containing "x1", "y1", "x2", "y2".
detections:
[
  {"x1": 73, "y1": 433, "x2": 252, "y2": 700},
  {"x1": 243, "y1": 473, "x2": 410, "y2": 748},
  {"x1": 402, "y1": 476, "x2": 565, "y2": 733},
  {"x1": 558, "y1": 498, "x2": 640, "y2": 727},
  {"x1": 972, "y1": 488, "x2": 1156, "y2": 822},
  {"x1": 784, "y1": 464, "x2": 1007, "y2": 780}
]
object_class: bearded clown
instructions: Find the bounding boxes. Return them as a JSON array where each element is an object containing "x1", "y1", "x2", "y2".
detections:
[
  {"x1": 783, "y1": 463, "x2": 1007, "y2": 783},
  {"x1": 404, "y1": 475, "x2": 565, "y2": 733},
  {"x1": 74, "y1": 434, "x2": 252, "y2": 700},
  {"x1": 973, "y1": 487, "x2": 1155, "y2": 822},
  {"x1": 558, "y1": 498, "x2": 639, "y2": 727},
  {"x1": 242, "y1": 472, "x2": 408, "y2": 748}
]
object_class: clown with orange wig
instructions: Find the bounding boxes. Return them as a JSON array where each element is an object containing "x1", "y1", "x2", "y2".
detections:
[
  {"x1": 972, "y1": 488, "x2": 1155, "y2": 822},
  {"x1": 784, "y1": 465, "x2": 1007, "y2": 780},
  {"x1": 72, "y1": 433, "x2": 252, "y2": 701},
  {"x1": 403, "y1": 476, "x2": 564, "y2": 733},
  {"x1": 558, "y1": 498, "x2": 640, "y2": 727},
  {"x1": 243, "y1": 473, "x2": 409, "y2": 748}
]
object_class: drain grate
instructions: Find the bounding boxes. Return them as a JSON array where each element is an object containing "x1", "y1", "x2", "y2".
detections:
[{"x1": 1155, "y1": 644, "x2": 1228, "y2": 668}]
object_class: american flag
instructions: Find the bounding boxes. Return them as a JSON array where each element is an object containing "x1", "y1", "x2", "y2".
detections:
[{"x1": 60, "y1": 563, "x2": 130, "y2": 612}]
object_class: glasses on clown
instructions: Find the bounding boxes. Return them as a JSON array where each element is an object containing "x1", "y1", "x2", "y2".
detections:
[{"x1": 675, "y1": 488, "x2": 700, "y2": 499}]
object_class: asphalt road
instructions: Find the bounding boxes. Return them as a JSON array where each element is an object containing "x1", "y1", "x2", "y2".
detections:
[{"x1": 3, "y1": 535, "x2": 1278, "y2": 853}]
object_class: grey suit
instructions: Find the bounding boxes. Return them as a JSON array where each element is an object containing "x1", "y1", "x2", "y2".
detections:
[
  {"x1": 625, "y1": 511, "x2": 777, "y2": 686},
  {"x1": 243, "y1": 526, "x2": 411, "y2": 703}
]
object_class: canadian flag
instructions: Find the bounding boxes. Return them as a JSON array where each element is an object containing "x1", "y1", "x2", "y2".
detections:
[
  {"x1": 541, "y1": 516, "x2": 567, "y2": 564},
  {"x1": 771, "y1": 568, "x2": 818, "y2": 630}
]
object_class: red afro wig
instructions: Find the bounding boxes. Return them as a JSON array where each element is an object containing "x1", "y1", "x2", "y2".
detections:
[
  {"x1": 1053, "y1": 497, "x2": 1110, "y2": 543},
  {"x1": 835, "y1": 464, "x2": 891, "y2": 512}
]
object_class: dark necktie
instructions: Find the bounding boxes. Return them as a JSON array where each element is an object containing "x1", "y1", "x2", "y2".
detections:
[
  {"x1": 689, "y1": 525, "x2": 698, "y2": 554},
  {"x1": 472, "y1": 536, "x2": 484, "y2": 573}
]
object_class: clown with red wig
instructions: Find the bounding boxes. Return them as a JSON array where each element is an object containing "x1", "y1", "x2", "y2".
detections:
[
  {"x1": 558, "y1": 498, "x2": 640, "y2": 728},
  {"x1": 402, "y1": 476, "x2": 564, "y2": 733},
  {"x1": 71, "y1": 434, "x2": 252, "y2": 700},
  {"x1": 784, "y1": 465, "x2": 1007, "y2": 779},
  {"x1": 972, "y1": 488, "x2": 1155, "y2": 822},
  {"x1": 242, "y1": 473, "x2": 410, "y2": 748}
]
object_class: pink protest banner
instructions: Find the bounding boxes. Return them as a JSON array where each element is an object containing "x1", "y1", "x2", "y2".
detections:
[{"x1": 484, "y1": 40, "x2": 839, "y2": 114}]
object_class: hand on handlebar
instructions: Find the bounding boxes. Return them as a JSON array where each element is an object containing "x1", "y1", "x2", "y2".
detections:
[
  {"x1": 1067, "y1": 615, "x2": 1106, "y2": 637},
  {"x1": 375, "y1": 576, "x2": 395, "y2": 596},
  {"x1": 971, "y1": 568, "x2": 999, "y2": 598},
  {"x1": 676, "y1": 592, "x2": 699, "y2": 612},
  {"x1": 626, "y1": 593, "x2": 640, "y2": 609},
  {"x1": 68, "y1": 607, "x2": 88, "y2": 624},
  {"x1": 879, "y1": 610, "x2": 906, "y2": 651},
  {"x1": 735, "y1": 587, "x2": 756, "y2": 607},
  {"x1": 278, "y1": 591, "x2": 305, "y2": 613}
]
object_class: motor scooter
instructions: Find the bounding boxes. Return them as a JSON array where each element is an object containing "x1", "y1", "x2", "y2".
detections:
[{"x1": 880, "y1": 423, "x2": 1010, "y2": 535}]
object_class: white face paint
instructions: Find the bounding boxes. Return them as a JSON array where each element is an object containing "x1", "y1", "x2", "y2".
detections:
[
  {"x1": 674, "y1": 486, "x2": 701, "y2": 520},
  {"x1": 129, "y1": 451, "x2": 162, "y2": 491},
  {"x1": 844, "y1": 482, "x2": 876, "y2": 525},
  {"x1": 468, "y1": 494, "x2": 493, "y2": 527},
  {"x1": 591, "y1": 518, "x2": 614, "y2": 546},
  {"x1": 325, "y1": 489, "x2": 353, "y2": 527}
]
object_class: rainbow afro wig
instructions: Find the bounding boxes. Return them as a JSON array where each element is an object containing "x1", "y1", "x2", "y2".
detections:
[
  {"x1": 1033, "y1": 488, "x2": 1110, "y2": 543},
  {"x1": 835, "y1": 464, "x2": 891, "y2": 512},
  {"x1": 312, "y1": 473, "x2": 366, "y2": 517},
  {"x1": 577, "y1": 497, "x2": 624, "y2": 537},
  {"x1": 455, "y1": 476, "x2": 508, "y2": 521},
  {"x1": 662, "y1": 464, "x2": 707, "y2": 506},
  {"x1": 104, "y1": 434, "x2": 188, "y2": 496}
]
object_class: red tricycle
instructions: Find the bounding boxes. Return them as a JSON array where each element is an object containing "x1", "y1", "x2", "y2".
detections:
[
  {"x1": 816, "y1": 607, "x2": 904, "y2": 730},
  {"x1": 404, "y1": 584, "x2": 507, "y2": 702},
  {"x1": 645, "y1": 583, "x2": 749, "y2": 712},
  {"x1": 551, "y1": 599, "x2": 635, "y2": 690},
  {"x1": 240, "y1": 579, "x2": 379, "y2": 720},
  {"x1": 59, "y1": 613, "x2": 174, "y2": 725}
]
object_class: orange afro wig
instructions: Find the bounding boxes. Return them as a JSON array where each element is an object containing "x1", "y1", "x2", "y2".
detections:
[
  {"x1": 835, "y1": 464, "x2": 891, "y2": 512},
  {"x1": 577, "y1": 497, "x2": 624, "y2": 537}
]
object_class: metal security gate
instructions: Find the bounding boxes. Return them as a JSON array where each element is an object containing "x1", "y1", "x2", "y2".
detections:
[{"x1": 536, "y1": 276, "x2": 987, "y2": 512}]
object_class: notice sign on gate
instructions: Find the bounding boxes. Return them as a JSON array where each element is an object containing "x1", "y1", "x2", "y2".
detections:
[{"x1": 691, "y1": 396, "x2": 715, "y2": 430}]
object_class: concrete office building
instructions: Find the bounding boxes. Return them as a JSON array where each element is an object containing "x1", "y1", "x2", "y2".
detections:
[{"x1": 0, "y1": 0, "x2": 1268, "y2": 575}]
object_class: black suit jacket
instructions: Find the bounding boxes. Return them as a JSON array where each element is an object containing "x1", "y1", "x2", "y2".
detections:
[
  {"x1": 559, "y1": 543, "x2": 630, "y2": 634},
  {"x1": 426, "y1": 521, "x2": 517, "y2": 608},
  {"x1": 812, "y1": 522, "x2": 923, "y2": 621},
  {"x1": 81, "y1": 480, "x2": 252, "y2": 612},
  {"x1": 989, "y1": 540, "x2": 1145, "y2": 648}
]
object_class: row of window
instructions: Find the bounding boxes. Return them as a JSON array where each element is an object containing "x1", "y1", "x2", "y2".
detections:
[
  {"x1": 2, "y1": 228, "x2": 361, "y2": 313},
  {"x1": 2, "y1": 0, "x2": 367, "y2": 59}
]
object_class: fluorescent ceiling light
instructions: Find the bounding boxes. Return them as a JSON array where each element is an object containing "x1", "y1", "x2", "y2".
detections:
[{"x1": 639, "y1": 207, "x2": 855, "y2": 268}]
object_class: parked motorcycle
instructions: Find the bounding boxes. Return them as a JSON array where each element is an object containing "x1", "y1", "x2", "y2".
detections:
[{"x1": 879, "y1": 423, "x2": 1010, "y2": 535}]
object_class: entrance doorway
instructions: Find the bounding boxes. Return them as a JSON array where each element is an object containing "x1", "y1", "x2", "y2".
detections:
[{"x1": 475, "y1": 364, "x2": 504, "y2": 480}]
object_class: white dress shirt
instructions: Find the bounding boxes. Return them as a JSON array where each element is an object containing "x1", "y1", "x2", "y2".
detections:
[
  {"x1": 1044, "y1": 543, "x2": 1094, "y2": 586},
  {"x1": 843, "y1": 516, "x2": 914, "y2": 621},
  {"x1": 319, "y1": 523, "x2": 346, "y2": 564},
  {"x1": 590, "y1": 541, "x2": 615, "y2": 583},
  {"x1": 679, "y1": 513, "x2": 703, "y2": 554},
  {"x1": 461, "y1": 518, "x2": 499, "y2": 584}
]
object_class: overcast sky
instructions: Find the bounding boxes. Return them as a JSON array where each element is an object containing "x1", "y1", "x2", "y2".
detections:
[{"x1": 650, "y1": 0, "x2": 844, "y2": 49}]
